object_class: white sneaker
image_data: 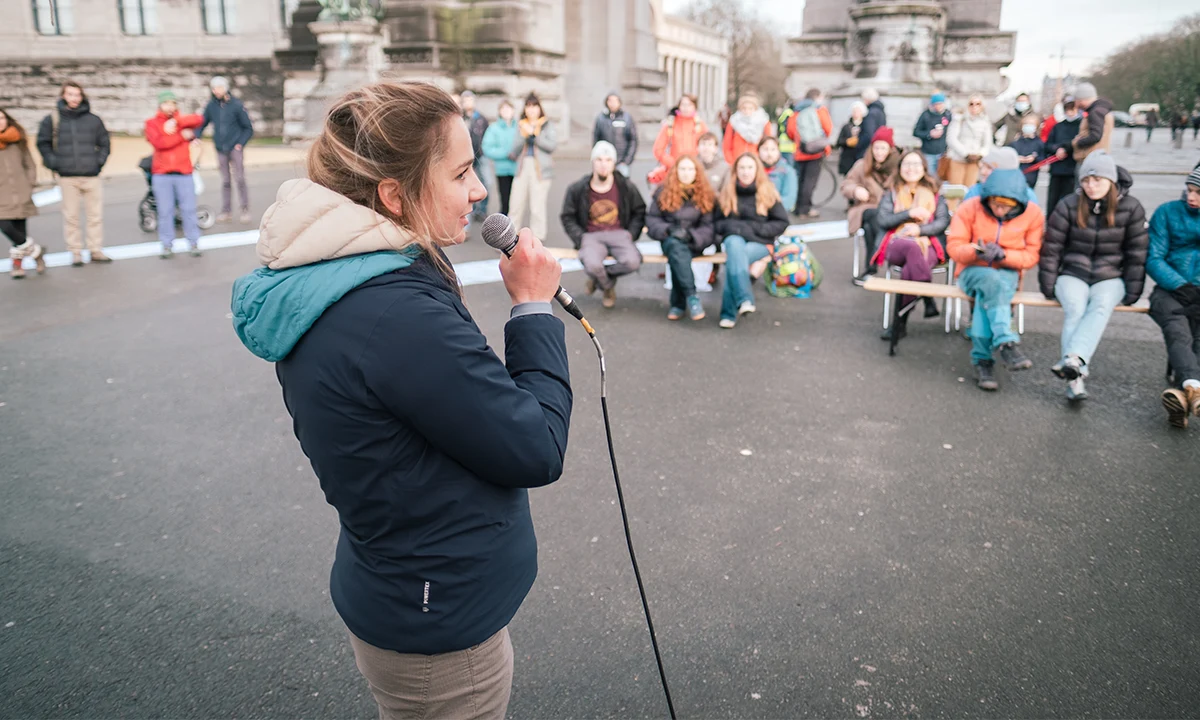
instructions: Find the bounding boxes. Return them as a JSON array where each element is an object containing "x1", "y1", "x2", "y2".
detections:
[
  {"x1": 738, "y1": 301, "x2": 756, "y2": 316},
  {"x1": 719, "y1": 318, "x2": 736, "y2": 329},
  {"x1": 1067, "y1": 377, "x2": 1088, "y2": 401}
]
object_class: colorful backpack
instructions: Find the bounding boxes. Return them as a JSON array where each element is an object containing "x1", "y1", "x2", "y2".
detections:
[{"x1": 767, "y1": 237, "x2": 823, "y2": 298}]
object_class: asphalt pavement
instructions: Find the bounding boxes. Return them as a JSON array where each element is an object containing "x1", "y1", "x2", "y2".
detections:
[{"x1": 2, "y1": 147, "x2": 1200, "y2": 719}]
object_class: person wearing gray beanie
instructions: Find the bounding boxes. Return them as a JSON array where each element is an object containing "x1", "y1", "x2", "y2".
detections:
[
  {"x1": 560, "y1": 141, "x2": 647, "y2": 308},
  {"x1": 198, "y1": 74, "x2": 254, "y2": 224},
  {"x1": 1078, "y1": 150, "x2": 1118, "y2": 184},
  {"x1": 1071, "y1": 82, "x2": 1114, "y2": 162},
  {"x1": 963, "y1": 146, "x2": 1039, "y2": 206}
]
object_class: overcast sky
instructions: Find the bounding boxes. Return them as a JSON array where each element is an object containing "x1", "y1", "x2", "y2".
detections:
[{"x1": 662, "y1": 0, "x2": 1195, "y2": 98}]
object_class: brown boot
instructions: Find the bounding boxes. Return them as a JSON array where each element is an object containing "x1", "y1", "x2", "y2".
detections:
[
  {"x1": 89, "y1": 250, "x2": 113, "y2": 263},
  {"x1": 1188, "y1": 385, "x2": 1200, "y2": 418},
  {"x1": 9, "y1": 247, "x2": 24, "y2": 279},
  {"x1": 1162, "y1": 388, "x2": 1190, "y2": 429},
  {"x1": 602, "y1": 286, "x2": 617, "y2": 308}
]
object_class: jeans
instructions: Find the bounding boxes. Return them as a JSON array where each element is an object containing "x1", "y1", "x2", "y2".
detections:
[
  {"x1": 923, "y1": 153, "x2": 942, "y2": 176},
  {"x1": 958, "y1": 265, "x2": 1020, "y2": 364},
  {"x1": 578, "y1": 230, "x2": 640, "y2": 291},
  {"x1": 151, "y1": 173, "x2": 200, "y2": 249},
  {"x1": 1150, "y1": 286, "x2": 1200, "y2": 385},
  {"x1": 793, "y1": 158, "x2": 822, "y2": 214},
  {"x1": 720, "y1": 234, "x2": 771, "y2": 321},
  {"x1": 217, "y1": 147, "x2": 248, "y2": 214},
  {"x1": 661, "y1": 236, "x2": 698, "y2": 309},
  {"x1": 1055, "y1": 275, "x2": 1124, "y2": 368}
]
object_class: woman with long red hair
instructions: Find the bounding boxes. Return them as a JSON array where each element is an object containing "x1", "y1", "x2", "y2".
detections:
[{"x1": 645, "y1": 155, "x2": 717, "y2": 320}]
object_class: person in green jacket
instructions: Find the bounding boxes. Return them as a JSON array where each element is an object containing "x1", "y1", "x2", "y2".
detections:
[{"x1": 481, "y1": 99, "x2": 519, "y2": 216}]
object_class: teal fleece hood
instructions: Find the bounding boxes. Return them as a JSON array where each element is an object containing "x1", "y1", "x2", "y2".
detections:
[
  {"x1": 230, "y1": 178, "x2": 429, "y2": 362},
  {"x1": 231, "y1": 250, "x2": 418, "y2": 362}
]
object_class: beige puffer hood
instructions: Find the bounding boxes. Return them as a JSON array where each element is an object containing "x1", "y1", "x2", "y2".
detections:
[{"x1": 257, "y1": 178, "x2": 418, "y2": 270}]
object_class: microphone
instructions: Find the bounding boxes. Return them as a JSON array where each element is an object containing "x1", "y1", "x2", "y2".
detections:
[{"x1": 481, "y1": 214, "x2": 594, "y2": 336}]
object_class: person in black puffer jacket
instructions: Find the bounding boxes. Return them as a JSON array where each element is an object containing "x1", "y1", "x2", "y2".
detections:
[
  {"x1": 714, "y1": 153, "x2": 790, "y2": 328},
  {"x1": 36, "y1": 81, "x2": 112, "y2": 264},
  {"x1": 645, "y1": 155, "x2": 717, "y2": 321},
  {"x1": 1039, "y1": 151, "x2": 1148, "y2": 400}
]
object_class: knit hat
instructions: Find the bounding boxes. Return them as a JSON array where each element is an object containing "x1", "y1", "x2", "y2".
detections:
[
  {"x1": 1076, "y1": 83, "x2": 1098, "y2": 101},
  {"x1": 871, "y1": 127, "x2": 895, "y2": 147},
  {"x1": 157, "y1": 90, "x2": 177, "y2": 104},
  {"x1": 459, "y1": 90, "x2": 475, "y2": 100},
  {"x1": 981, "y1": 146, "x2": 1020, "y2": 170},
  {"x1": 1186, "y1": 167, "x2": 1200, "y2": 190},
  {"x1": 1078, "y1": 150, "x2": 1118, "y2": 183},
  {"x1": 591, "y1": 140, "x2": 618, "y2": 161},
  {"x1": 210, "y1": 76, "x2": 229, "y2": 91},
  {"x1": 930, "y1": 93, "x2": 946, "y2": 105}
]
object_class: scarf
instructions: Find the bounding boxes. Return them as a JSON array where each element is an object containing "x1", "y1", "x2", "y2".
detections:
[
  {"x1": 0, "y1": 126, "x2": 22, "y2": 150},
  {"x1": 729, "y1": 108, "x2": 770, "y2": 145},
  {"x1": 893, "y1": 183, "x2": 940, "y2": 255},
  {"x1": 519, "y1": 116, "x2": 547, "y2": 138}
]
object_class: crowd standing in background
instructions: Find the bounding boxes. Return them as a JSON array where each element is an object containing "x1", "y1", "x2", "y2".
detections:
[
  {"x1": 198, "y1": 75, "x2": 254, "y2": 225},
  {"x1": 481, "y1": 99, "x2": 518, "y2": 215},
  {"x1": 786, "y1": 88, "x2": 834, "y2": 218},
  {"x1": 457, "y1": 91, "x2": 490, "y2": 224},
  {"x1": 592, "y1": 92, "x2": 638, "y2": 178},
  {"x1": 1044, "y1": 96, "x2": 1083, "y2": 212},
  {"x1": 835, "y1": 102, "x2": 866, "y2": 176},
  {"x1": 944, "y1": 94, "x2": 993, "y2": 187},
  {"x1": 913, "y1": 93, "x2": 951, "y2": 177},
  {"x1": 508, "y1": 93, "x2": 556, "y2": 241},
  {"x1": 144, "y1": 91, "x2": 204, "y2": 258},
  {"x1": 0, "y1": 108, "x2": 44, "y2": 277},
  {"x1": 722, "y1": 93, "x2": 773, "y2": 166}
]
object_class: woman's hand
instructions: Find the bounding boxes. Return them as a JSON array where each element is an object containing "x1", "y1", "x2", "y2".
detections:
[
  {"x1": 908, "y1": 206, "x2": 932, "y2": 223},
  {"x1": 897, "y1": 224, "x2": 919, "y2": 237},
  {"x1": 854, "y1": 186, "x2": 870, "y2": 203},
  {"x1": 500, "y1": 228, "x2": 562, "y2": 305}
]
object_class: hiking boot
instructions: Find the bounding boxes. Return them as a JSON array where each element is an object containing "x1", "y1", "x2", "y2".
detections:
[
  {"x1": 719, "y1": 318, "x2": 736, "y2": 329},
  {"x1": 687, "y1": 296, "x2": 705, "y2": 321},
  {"x1": 160, "y1": 247, "x2": 174, "y2": 259},
  {"x1": 1188, "y1": 384, "x2": 1200, "y2": 417},
  {"x1": 71, "y1": 250, "x2": 84, "y2": 267},
  {"x1": 975, "y1": 361, "x2": 999, "y2": 391},
  {"x1": 999, "y1": 342, "x2": 1033, "y2": 371},
  {"x1": 1162, "y1": 388, "x2": 1190, "y2": 429},
  {"x1": 738, "y1": 301, "x2": 756, "y2": 316},
  {"x1": 9, "y1": 252, "x2": 23, "y2": 279},
  {"x1": 239, "y1": 211, "x2": 253, "y2": 225},
  {"x1": 9, "y1": 240, "x2": 44, "y2": 279},
  {"x1": 216, "y1": 212, "x2": 232, "y2": 224},
  {"x1": 880, "y1": 313, "x2": 908, "y2": 341},
  {"x1": 584, "y1": 277, "x2": 597, "y2": 296},
  {"x1": 923, "y1": 297, "x2": 940, "y2": 318},
  {"x1": 89, "y1": 250, "x2": 113, "y2": 264},
  {"x1": 602, "y1": 287, "x2": 617, "y2": 308},
  {"x1": 667, "y1": 306, "x2": 684, "y2": 321},
  {"x1": 1066, "y1": 377, "x2": 1088, "y2": 401}
]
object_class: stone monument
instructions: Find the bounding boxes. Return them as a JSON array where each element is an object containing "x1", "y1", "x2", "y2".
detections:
[{"x1": 784, "y1": 0, "x2": 1015, "y2": 145}]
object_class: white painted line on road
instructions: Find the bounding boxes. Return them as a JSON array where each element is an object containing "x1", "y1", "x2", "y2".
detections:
[
  {"x1": 2, "y1": 222, "x2": 852, "y2": 284},
  {"x1": 34, "y1": 187, "x2": 62, "y2": 207}
]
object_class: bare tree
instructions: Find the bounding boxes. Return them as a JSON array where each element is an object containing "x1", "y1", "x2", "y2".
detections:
[
  {"x1": 680, "y1": 0, "x2": 790, "y2": 112},
  {"x1": 1089, "y1": 13, "x2": 1200, "y2": 120}
]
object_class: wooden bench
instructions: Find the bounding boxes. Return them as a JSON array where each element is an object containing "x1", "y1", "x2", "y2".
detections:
[{"x1": 863, "y1": 276, "x2": 1151, "y2": 356}]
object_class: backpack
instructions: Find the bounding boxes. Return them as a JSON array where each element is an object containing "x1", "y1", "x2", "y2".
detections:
[
  {"x1": 767, "y1": 237, "x2": 823, "y2": 298},
  {"x1": 796, "y1": 106, "x2": 830, "y2": 154}
]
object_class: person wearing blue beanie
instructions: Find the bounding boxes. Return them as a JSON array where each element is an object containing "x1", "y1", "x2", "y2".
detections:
[{"x1": 913, "y1": 93, "x2": 951, "y2": 175}]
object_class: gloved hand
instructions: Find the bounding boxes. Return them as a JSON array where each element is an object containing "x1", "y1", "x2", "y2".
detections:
[
  {"x1": 1170, "y1": 284, "x2": 1200, "y2": 307},
  {"x1": 977, "y1": 242, "x2": 1006, "y2": 264},
  {"x1": 1041, "y1": 286, "x2": 1055, "y2": 301},
  {"x1": 1120, "y1": 294, "x2": 1139, "y2": 307}
]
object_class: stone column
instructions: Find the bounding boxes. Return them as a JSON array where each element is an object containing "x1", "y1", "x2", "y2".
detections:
[{"x1": 284, "y1": 17, "x2": 383, "y2": 142}]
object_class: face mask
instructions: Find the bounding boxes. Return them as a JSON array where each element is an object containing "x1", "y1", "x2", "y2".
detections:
[
  {"x1": 1014, "y1": 101, "x2": 1030, "y2": 113},
  {"x1": 1064, "y1": 112, "x2": 1079, "y2": 121},
  {"x1": 1022, "y1": 124, "x2": 1036, "y2": 136}
]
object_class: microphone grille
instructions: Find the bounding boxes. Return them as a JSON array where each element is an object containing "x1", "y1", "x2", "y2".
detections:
[{"x1": 481, "y1": 213, "x2": 517, "y2": 254}]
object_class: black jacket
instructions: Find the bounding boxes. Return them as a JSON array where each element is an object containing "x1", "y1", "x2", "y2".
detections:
[
  {"x1": 1039, "y1": 167, "x2": 1149, "y2": 304},
  {"x1": 198, "y1": 95, "x2": 254, "y2": 154},
  {"x1": 36, "y1": 98, "x2": 110, "y2": 177},
  {"x1": 1045, "y1": 116, "x2": 1083, "y2": 177},
  {"x1": 857, "y1": 100, "x2": 887, "y2": 160},
  {"x1": 1075, "y1": 98, "x2": 1114, "y2": 153},
  {"x1": 276, "y1": 252, "x2": 572, "y2": 655},
  {"x1": 560, "y1": 172, "x2": 647, "y2": 249},
  {"x1": 836, "y1": 120, "x2": 863, "y2": 175},
  {"x1": 592, "y1": 108, "x2": 639, "y2": 166},
  {"x1": 913, "y1": 108, "x2": 952, "y2": 155},
  {"x1": 714, "y1": 182, "x2": 790, "y2": 245},
  {"x1": 464, "y1": 110, "x2": 488, "y2": 159},
  {"x1": 875, "y1": 190, "x2": 951, "y2": 238},
  {"x1": 1009, "y1": 136, "x2": 1045, "y2": 186},
  {"x1": 645, "y1": 188, "x2": 716, "y2": 253}
]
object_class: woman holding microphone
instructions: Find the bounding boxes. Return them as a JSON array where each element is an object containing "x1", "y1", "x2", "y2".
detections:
[{"x1": 231, "y1": 81, "x2": 572, "y2": 719}]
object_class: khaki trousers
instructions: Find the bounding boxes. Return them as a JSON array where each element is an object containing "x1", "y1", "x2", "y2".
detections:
[
  {"x1": 347, "y1": 627, "x2": 514, "y2": 720},
  {"x1": 59, "y1": 176, "x2": 104, "y2": 252},
  {"x1": 508, "y1": 164, "x2": 551, "y2": 240},
  {"x1": 946, "y1": 159, "x2": 979, "y2": 188}
]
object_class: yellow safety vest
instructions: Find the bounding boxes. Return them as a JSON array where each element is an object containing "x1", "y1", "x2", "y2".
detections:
[{"x1": 777, "y1": 108, "x2": 796, "y2": 154}]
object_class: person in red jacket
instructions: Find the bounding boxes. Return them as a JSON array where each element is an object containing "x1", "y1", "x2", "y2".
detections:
[
  {"x1": 145, "y1": 91, "x2": 204, "y2": 258},
  {"x1": 786, "y1": 88, "x2": 834, "y2": 217},
  {"x1": 722, "y1": 93, "x2": 773, "y2": 166}
]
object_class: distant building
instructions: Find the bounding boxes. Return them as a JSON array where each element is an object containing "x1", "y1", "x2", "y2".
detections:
[{"x1": 1039, "y1": 73, "x2": 1081, "y2": 117}]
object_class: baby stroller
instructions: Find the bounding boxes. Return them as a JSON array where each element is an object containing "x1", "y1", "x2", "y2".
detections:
[{"x1": 137, "y1": 150, "x2": 216, "y2": 233}]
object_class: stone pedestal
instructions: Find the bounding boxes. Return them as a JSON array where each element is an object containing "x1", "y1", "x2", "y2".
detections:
[{"x1": 283, "y1": 18, "x2": 384, "y2": 142}]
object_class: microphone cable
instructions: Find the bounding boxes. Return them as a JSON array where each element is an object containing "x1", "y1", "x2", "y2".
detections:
[{"x1": 578, "y1": 322, "x2": 678, "y2": 720}]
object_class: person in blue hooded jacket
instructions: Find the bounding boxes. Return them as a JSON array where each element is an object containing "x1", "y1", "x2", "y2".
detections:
[
  {"x1": 196, "y1": 76, "x2": 254, "y2": 224},
  {"x1": 482, "y1": 98, "x2": 519, "y2": 215},
  {"x1": 230, "y1": 81, "x2": 571, "y2": 720},
  {"x1": 1148, "y1": 169, "x2": 1200, "y2": 429}
]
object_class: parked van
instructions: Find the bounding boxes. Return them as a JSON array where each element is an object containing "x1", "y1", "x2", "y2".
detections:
[{"x1": 1128, "y1": 103, "x2": 1160, "y2": 125}]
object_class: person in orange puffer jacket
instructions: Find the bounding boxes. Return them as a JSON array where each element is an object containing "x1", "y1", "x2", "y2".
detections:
[
  {"x1": 722, "y1": 93, "x2": 773, "y2": 166},
  {"x1": 145, "y1": 91, "x2": 205, "y2": 258},
  {"x1": 947, "y1": 167, "x2": 1045, "y2": 391},
  {"x1": 651, "y1": 94, "x2": 707, "y2": 185}
]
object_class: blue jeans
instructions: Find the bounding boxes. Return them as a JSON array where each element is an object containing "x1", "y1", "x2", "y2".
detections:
[
  {"x1": 720, "y1": 235, "x2": 771, "y2": 321},
  {"x1": 958, "y1": 265, "x2": 1020, "y2": 364},
  {"x1": 472, "y1": 158, "x2": 491, "y2": 219},
  {"x1": 1056, "y1": 275, "x2": 1124, "y2": 368},
  {"x1": 151, "y1": 173, "x2": 200, "y2": 250},
  {"x1": 924, "y1": 153, "x2": 942, "y2": 175}
]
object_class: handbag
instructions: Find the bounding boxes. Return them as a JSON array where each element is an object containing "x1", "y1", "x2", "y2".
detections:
[{"x1": 936, "y1": 155, "x2": 951, "y2": 181}]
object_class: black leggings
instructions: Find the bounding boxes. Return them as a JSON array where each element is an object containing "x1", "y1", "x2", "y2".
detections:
[
  {"x1": 0, "y1": 219, "x2": 28, "y2": 247},
  {"x1": 861, "y1": 208, "x2": 881, "y2": 263},
  {"x1": 496, "y1": 175, "x2": 514, "y2": 216}
]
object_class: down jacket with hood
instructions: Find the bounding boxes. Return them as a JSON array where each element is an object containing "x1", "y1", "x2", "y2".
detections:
[
  {"x1": 230, "y1": 179, "x2": 572, "y2": 655},
  {"x1": 947, "y1": 168, "x2": 1045, "y2": 276},
  {"x1": 1039, "y1": 166, "x2": 1149, "y2": 304}
]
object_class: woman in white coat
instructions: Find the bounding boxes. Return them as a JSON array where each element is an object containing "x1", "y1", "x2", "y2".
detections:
[{"x1": 945, "y1": 94, "x2": 993, "y2": 187}]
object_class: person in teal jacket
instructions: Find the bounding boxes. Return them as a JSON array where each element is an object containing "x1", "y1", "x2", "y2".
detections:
[
  {"x1": 1148, "y1": 169, "x2": 1200, "y2": 428},
  {"x1": 758, "y1": 136, "x2": 797, "y2": 213},
  {"x1": 482, "y1": 99, "x2": 519, "y2": 215}
]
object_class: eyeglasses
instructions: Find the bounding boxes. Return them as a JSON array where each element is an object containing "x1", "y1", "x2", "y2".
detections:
[{"x1": 969, "y1": 101, "x2": 983, "y2": 107}]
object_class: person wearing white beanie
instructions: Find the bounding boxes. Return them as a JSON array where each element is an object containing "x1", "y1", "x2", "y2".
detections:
[{"x1": 560, "y1": 141, "x2": 647, "y2": 308}]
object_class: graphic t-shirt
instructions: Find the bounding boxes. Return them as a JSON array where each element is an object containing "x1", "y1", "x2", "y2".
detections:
[{"x1": 586, "y1": 183, "x2": 621, "y2": 233}]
